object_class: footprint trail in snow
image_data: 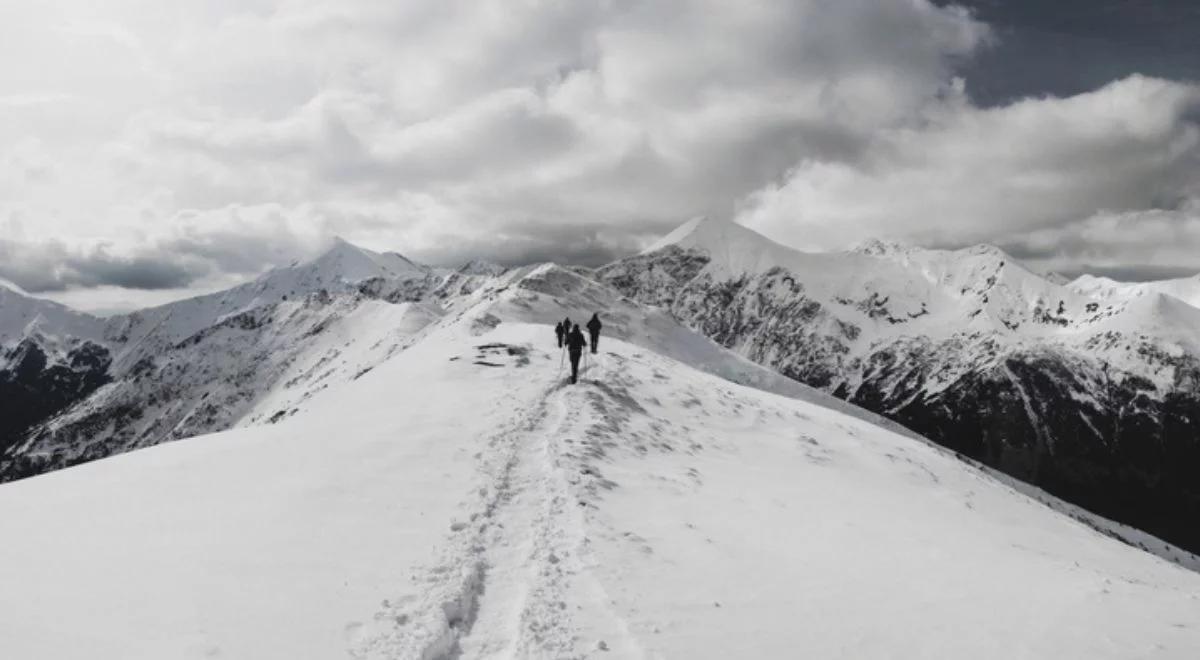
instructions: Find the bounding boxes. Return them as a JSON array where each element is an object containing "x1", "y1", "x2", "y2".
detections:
[{"x1": 350, "y1": 345, "x2": 644, "y2": 659}]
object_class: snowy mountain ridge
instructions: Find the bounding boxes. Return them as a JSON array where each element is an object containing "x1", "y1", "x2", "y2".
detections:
[
  {"x1": 7, "y1": 226, "x2": 1200, "y2": 560},
  {"x1": 643, "y1": 217, "x2": 1200, "y2": 344},
  {"x1": 1070, "y1": 271, "x2": 1200, "y2": 310},
  {"x1": 0, "y1": 278, "x2": 107, "y2": 349},
  {"x1": 0, "y1": 239, "x2": 496, "y2": 479},
  {"x1": 4, "y1": 275, "x2": 1200, "y2": 658},
  {"x1": 599, "y1": 217, "x2": 1200, "y2": 555}
]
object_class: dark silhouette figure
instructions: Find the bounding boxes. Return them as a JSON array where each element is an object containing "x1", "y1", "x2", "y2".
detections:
[
  {"x1": 586, "y1": 313, "x2": 602, "y2": 354},
  {"x1": 554, "y1": 321, "x2": 565, "y2": 348},
  {"x1": 566, "y1": 324, "x2": 588, "y2": 384},
  {"x1": 562, "y1": 317, "x2": 572, "y2": 335}
]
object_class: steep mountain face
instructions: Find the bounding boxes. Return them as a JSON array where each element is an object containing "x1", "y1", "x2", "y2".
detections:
[
  {"x1": 0, "y1": 242, "x2": 496, "y2": 482},
  {"x1": 0, "y1": 338, "x2": 112, "y2": 458},
  {"x1": 597, "y1": 218, "x2": 1200, "y2": 553},
  {"x1": 0, "y1": 282, "x2": 113, "y2": 458}
]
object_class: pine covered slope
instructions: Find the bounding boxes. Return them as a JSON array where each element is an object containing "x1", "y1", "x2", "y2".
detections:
[
  {"x1": 597, "y1": 218, "x2": 1200, "y2": 554},
  {"x1": 2, "y1": 294, "x2": 1200, "y2": 658}
]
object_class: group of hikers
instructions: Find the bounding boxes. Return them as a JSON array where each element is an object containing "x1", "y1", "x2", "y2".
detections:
[{"x1": 555, "y1": 313, "x2": 602, "y2": 385}]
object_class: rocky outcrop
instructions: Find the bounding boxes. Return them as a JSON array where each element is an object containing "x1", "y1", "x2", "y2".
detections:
[{"x1": 0, "y1": 339, "x2": 112, "y2": 460}]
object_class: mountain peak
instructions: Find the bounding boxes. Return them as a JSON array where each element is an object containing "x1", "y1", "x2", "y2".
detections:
[
  {"x1": 641, "y1": 216, "x2": 778, "y2": 255},
  {"x1": 640, "y1": 216, "x2": 818, "y2": 276},
  {"x1": 307, "y1": 237, "x2": 426, "y2": 282},
  {"x1": 961, "y1": 243, "x2": 1011, "y2": 260},
  {"x1": 457, "y1": 259, "x2": 506, "y2": 277},
  {"x1": 316, "y1": 235, "x2": 376, "y2": 262},
  {"x1": 853, "y1": 238, "x2": 914, "y2": 257},
  {"x1": 641, "y1": 216, "x2": 722, "y2": 254},
  {"x1": 0, "y1": 279, "x2": 106, "y2": 345}
]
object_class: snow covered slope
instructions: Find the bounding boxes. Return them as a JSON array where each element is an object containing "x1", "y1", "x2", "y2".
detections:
[
  {"x1": 598, "y1": 218, "x2": 1200, "y2": 555},
  {"x1": 1071, "y1": 272, "x2": 1200, "y2": 310},
  {"x1": 3, "y1": 311, "x2": 1200, "y2": 659},
  {"x1": 100, "y1": 237, "x2": 432, "y2": 360},
  {"x1": 0, "y1": 278, "x2": 107, "y2": 345},
  {"x1": 0, "y1": 240, "x2": 500, "y2": 481}
]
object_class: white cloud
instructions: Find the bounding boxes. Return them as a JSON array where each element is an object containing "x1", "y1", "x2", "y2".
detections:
[
  {"x1": 3, "y1": 0, "x2": 1198, "y2": 298},
  {"x1": 737, "y1": 75, "x2": 1200, "y2": 254},
  {"x1": 994, "y1": 203, "x2": 1200, "y2": 280}
]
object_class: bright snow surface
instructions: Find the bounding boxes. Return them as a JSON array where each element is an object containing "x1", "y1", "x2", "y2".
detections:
[
  {"x1": 1070, "y1": 272, "x2": 1200, "y2": 310},
  {"x1": 0, "y1": 278, "x2": 106, "y2": 346},
  {"x1": 644, "y1": 218, "x2": 1200, "y2": 351},
  {"x1": 3, "y1": 307, "x2": 1200, "y2": 659}
]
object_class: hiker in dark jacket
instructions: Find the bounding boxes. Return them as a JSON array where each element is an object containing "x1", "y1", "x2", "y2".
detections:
[
  {"x1": 554, "y1": 321, "x2": 565, "y2": 348},
  {"x1": 586, "y1": 313, "x2": 602, "y2": 354},
  {"x1": 565, "y1": 323, "x2": 588, "y2": 384}
]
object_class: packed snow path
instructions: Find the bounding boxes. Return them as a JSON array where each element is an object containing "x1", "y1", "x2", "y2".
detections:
[
  {"x1": 2, "y1": 322, "x2": 1200, "y2": 658},
  {"x1": 350, "y1": 349, "x2": 645, "y2": 660}
]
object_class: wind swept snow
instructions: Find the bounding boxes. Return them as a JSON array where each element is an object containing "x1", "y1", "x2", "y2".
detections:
[{"x1": 2, "y1": 309, "x2": 1200, "y2": 658}]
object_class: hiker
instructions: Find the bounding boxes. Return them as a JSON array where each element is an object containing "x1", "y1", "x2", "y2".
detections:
[
  {"x1": 562, "y1": 316, "x2": 572, "y2": 336},
  {"x1": 566, "y1": 323, "x2": 588, "y2": 384},
  {"x1": 586, "y1": 313, "x2": 602, "y2": 354},
  {"x1": 554, "y1": 321, "x2": 565, "y2": 348}
]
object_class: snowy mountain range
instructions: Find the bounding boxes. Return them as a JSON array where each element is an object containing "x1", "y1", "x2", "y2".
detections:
[
  {"x1": 598, "y1": 217, "x2": 1200, "y2": 556},
  {"x1": 3, "y1": 235, "x2": 1200, "y2": 658},
  {"x1": 6, "y1": 222, "x2": 1200, "y2": 561},
  {"x1": 5, "y1": 223, "x2": 1200, "y2": 559},
  {"x1": 0, "y1": 240, "x2": 496, "y2": 479}
]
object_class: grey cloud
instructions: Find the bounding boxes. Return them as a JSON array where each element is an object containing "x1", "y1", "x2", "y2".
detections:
[
  {"x1": 739, "y1": 74, "x2": 1200, "y2": 255},
  {"x1": 117, "y1": 0, "x2": 990, "y2": 249},
  {"x1": 947, "y1": 0, "x2": 1200, "y2": 106},
  {"x1": 411, "y1": 218, "x2": 650, "y2": 269},
  {"x1": 1057, "y1": 264, "x2": 1200, "y2": 283},
  {"x1": 988, "y1": 206, "x2": 1200, "y2": 280},
  {"x1": 0, "y1": 204, "x2": 335, "y2": 293},
  {"x1": 0, "y1": 239, "x2": 204, "y2": 292},
  {"x1": 9, "y1": 0, "x2": 1200, "y2": 302}
]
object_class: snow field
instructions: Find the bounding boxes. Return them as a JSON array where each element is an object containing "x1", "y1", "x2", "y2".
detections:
[
  {"x1": 2, "y1": 316, "x2": 1200, "y2": 658},
  {"x1": 571, "y1": 347, "x2": 1200, "y2": 659}
]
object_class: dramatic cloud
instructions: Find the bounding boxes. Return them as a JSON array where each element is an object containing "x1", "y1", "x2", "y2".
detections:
[
  {"x1": 945, "y1": 0, "x2": 1200, "y2": 105},
  {"x1": 997, "y1": 203, "x2": 1200, "y2": 281},
  {"x1": 0, "y1": 238, "x2": 198, "y2": 292},
  {"x1": 2, "y1": 0, "x2": 1199, "y2": 309},
  {"x1": 737, "y1": 75, "x2": 1200, "y2": 252}
]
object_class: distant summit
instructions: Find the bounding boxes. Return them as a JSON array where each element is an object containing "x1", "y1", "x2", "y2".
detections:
[
  {"x1": 599, "y1": 218, "x2": 1200, "y2": 555},
  {"x1": 852, "y1": 238, "x2": 914, "y2": 257},
  {"x1": 308, "y1": 237, "x2": 427, "y2": 283},
  {"x1": 457, "y1": 259, "x2": 507, "y2": 277},
  {"x1": 1069, "y1": 271, "x2": 1200, "y2": 309}
]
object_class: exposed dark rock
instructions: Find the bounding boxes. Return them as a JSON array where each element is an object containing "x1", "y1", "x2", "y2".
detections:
[{"x1": 0, "y1": 339, "x2": 112, "y2": 460}]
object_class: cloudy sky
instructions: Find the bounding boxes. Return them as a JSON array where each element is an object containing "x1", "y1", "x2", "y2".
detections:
[{"x1": 2, "y1": 0, "x2": 1199, "y2": 311}]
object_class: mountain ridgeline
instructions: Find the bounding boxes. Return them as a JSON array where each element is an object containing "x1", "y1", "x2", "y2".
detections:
[
  {"x1": 3, "y1": 224, "x2": 1200, "y2": 557},
  {"x1": 597, "y1": 218, "x2": 1200, "y2": 554},
  {"x1": 0, "y1": 243, "x2": 497, "y2": 480}
]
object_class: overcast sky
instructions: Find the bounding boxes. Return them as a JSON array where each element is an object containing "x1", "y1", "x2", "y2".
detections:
[{"x1": 2, "y1": 0, "x2": 1199, "y2": 311}]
